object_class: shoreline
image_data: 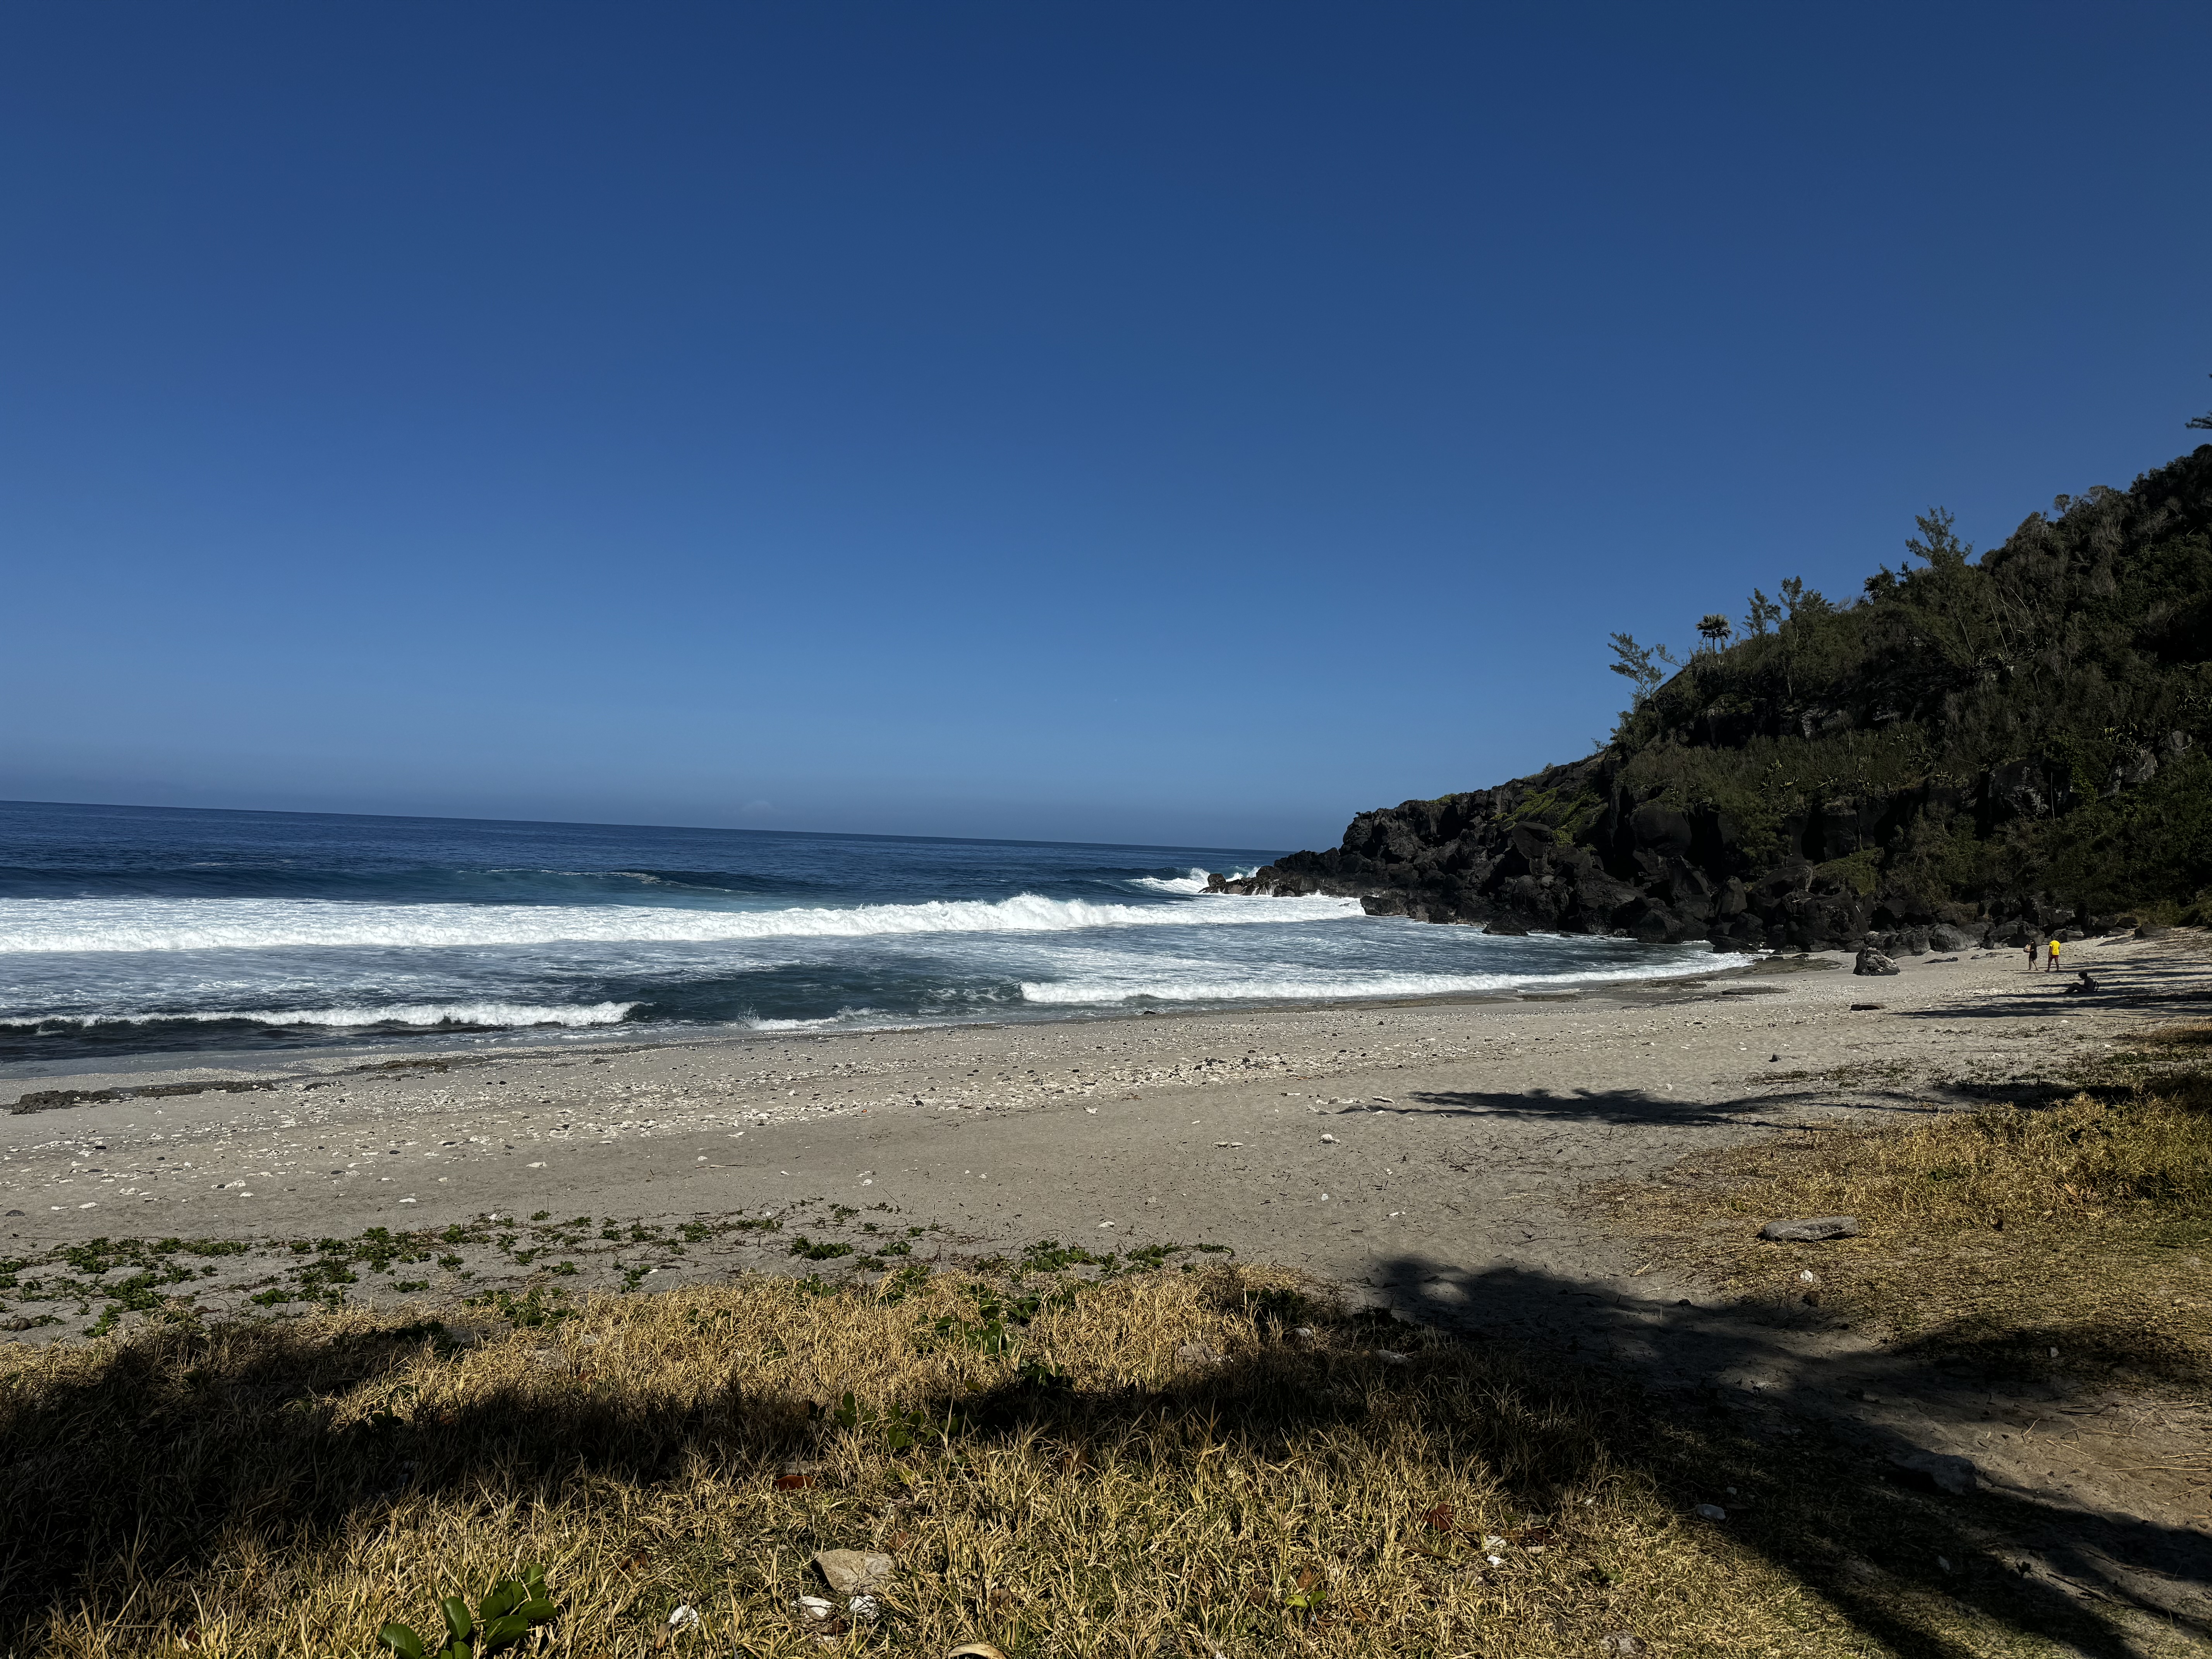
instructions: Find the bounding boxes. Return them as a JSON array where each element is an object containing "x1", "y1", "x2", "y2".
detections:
[
  {"x1": 7, "y1": 934, "x2": 2204, "y2": 1287},
  {"x1": 0, "y1": 939, "x2": 1774, "y2": 1089}
]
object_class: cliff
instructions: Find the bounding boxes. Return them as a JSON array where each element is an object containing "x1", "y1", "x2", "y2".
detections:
[{"x1": 1214, "y1": 444, "x2": 2212, "y2": 954}]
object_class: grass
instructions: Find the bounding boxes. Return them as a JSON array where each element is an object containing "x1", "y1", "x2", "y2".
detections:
[
  {"x1": 1594, "y1": 1057, "x2": 2212, "y2": 1393},
  {"x1": 0, "y1": 1255, "x2": 1980, "y2": 1659}
]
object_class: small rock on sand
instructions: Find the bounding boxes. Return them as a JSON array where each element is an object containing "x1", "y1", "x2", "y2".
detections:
[{"x1": 1759, "y1": 1216, "x2": 1862, "y2": 1241}]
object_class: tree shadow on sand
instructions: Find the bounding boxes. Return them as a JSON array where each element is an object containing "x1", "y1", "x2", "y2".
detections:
[{"x1": 1395, "y1": 1083, "x2": 1958, "y2": 1128}]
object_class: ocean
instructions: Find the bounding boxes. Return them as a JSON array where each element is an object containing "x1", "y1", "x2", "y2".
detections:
[{"x1": 0, "y1": 800, "x2": 1734, "y2": 1067}]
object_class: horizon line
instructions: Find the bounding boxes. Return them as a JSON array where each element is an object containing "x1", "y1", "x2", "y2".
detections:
[{"x1": 0, "y1": 796, "x2": 1292, "y2": 860}]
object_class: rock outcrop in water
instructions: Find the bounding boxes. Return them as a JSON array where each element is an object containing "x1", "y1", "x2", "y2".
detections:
[{"x1": 1214, "y1": 443, "x2": 2212, "y2": 955}]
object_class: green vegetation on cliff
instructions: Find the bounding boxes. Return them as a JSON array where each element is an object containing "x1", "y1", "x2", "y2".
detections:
[{"x1": 1608, "y1": 443, "x2": 2212, "y2": 922}]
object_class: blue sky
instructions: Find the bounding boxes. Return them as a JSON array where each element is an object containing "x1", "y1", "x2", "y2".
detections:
[{"x1": 4, "y1": 2, "x2": 2209, "y2": 852}]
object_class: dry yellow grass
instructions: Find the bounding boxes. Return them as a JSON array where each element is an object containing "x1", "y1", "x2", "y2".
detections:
[
  {"x1": 1, "y1": 1260, "x2": 1892, "y2": 1659},
  {"x1": 1595, "y1": 1072, "x2": 2212, "y2": 1388}
]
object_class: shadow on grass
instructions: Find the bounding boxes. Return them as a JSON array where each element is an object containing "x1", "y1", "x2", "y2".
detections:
[
  {"x1": 1366, "y1": 1255, "x2": 2210, "y2": 1658},
  {"x1": 0, "y1": 1264, "x2": 2203, "y2": 1657}
]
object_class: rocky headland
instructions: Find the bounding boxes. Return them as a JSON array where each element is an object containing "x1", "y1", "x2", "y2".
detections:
[
  {"x1": 1212, "y1": 752, "x2": 2081, "y2": 954},
  {"x1": 1216, "y1": 442, "x2": 2212, "y2": 957}
]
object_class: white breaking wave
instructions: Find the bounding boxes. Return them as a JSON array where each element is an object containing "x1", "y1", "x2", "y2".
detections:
[
  {"x1": 1018, "y1": 955, "x2": 1754, "y2": 1006},
  {"x1": 1128, "y1": 866, "x2": 1262, "y2": 895},
  {"x1": 1129, "y1": 867, "x2": 1214, "y2": 895},
  {"x1": 0, "y1": 891, "x2": 1362, "y2": 955},
  {"x1": 4, "y1": 1001, "x2": 639, "y2": 1030}
]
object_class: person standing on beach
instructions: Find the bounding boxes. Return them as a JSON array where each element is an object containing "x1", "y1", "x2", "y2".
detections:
[
  {"x1": 2047, "y1": 934, "x2": 2063, "y2": 973},
  {"x1": 2026, "y1": 936, "x2": 2039, "y2": 970}
]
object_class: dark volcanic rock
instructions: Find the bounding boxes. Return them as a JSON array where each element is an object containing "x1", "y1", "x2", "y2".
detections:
[{"x1": 1205, "y1": 749, "x2": 2100, "y2": 953}]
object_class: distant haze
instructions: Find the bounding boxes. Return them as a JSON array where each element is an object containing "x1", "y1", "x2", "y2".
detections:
[{"x1": 3, "y1": 3, "x2": 2208, "y2": 848}]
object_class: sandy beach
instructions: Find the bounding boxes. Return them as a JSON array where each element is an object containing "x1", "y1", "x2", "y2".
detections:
[{"x1": 9, "y1": 934, "x2": 2207, "y2": 1306}]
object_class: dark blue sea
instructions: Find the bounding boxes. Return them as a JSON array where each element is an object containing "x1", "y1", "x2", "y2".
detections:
[{"x1": 0, "y1": 801, "x2": 1732, "y2": 1066}]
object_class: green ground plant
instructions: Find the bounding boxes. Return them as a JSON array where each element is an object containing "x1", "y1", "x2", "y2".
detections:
[{"x1": 375, "y1": 1568, "x2": 555, "y2": 1659}]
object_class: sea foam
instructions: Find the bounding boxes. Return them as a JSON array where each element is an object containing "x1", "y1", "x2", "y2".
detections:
[
  {"x1": 4, "y1": 1001, "x2": 638, "y2": 1030},
  {"x1": 1018, "y1": 955, "x2": 1754, "y2": 1005},
  {"x1": 1128, "y1": 867, "x2": 1213, "y2": 895},
  {"x1": 0, "y1": 890, "x2": 1361, "y2": 954}
]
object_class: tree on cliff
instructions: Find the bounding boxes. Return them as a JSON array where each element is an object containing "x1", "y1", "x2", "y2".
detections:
[
  {"x1": 1606, "y1": 634, "x2": 1676, "y2": 707},
  {"x1": 1778, "y1": 576, "x2": 1831, "y2": 619},
  {"x1": 1742, "y1": 589, "x2": 1782, "y2": 637}
]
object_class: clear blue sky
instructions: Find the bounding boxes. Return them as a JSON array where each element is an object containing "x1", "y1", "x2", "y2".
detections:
[{"x1": 4, "y1": 3, "x2": 2208, "y2": 852}]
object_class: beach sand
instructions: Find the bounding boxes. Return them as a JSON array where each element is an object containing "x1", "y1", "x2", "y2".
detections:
[{"x1": 8, "y1": 934, "x2": 2205, "y2": 1304}]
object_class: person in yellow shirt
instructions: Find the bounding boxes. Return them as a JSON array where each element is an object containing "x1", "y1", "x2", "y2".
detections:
[{"x1": 2047, "y1": 934, "x2": 2063, "y2": 972}]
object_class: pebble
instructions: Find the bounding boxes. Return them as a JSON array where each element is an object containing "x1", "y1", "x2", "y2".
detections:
[
  {"x1": 1759, "y1": 1216, "x2": 1862, "y2": 1241},
  {"x1": 813, "y1": 1549, "x2": 896, "y2": 1596}
]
